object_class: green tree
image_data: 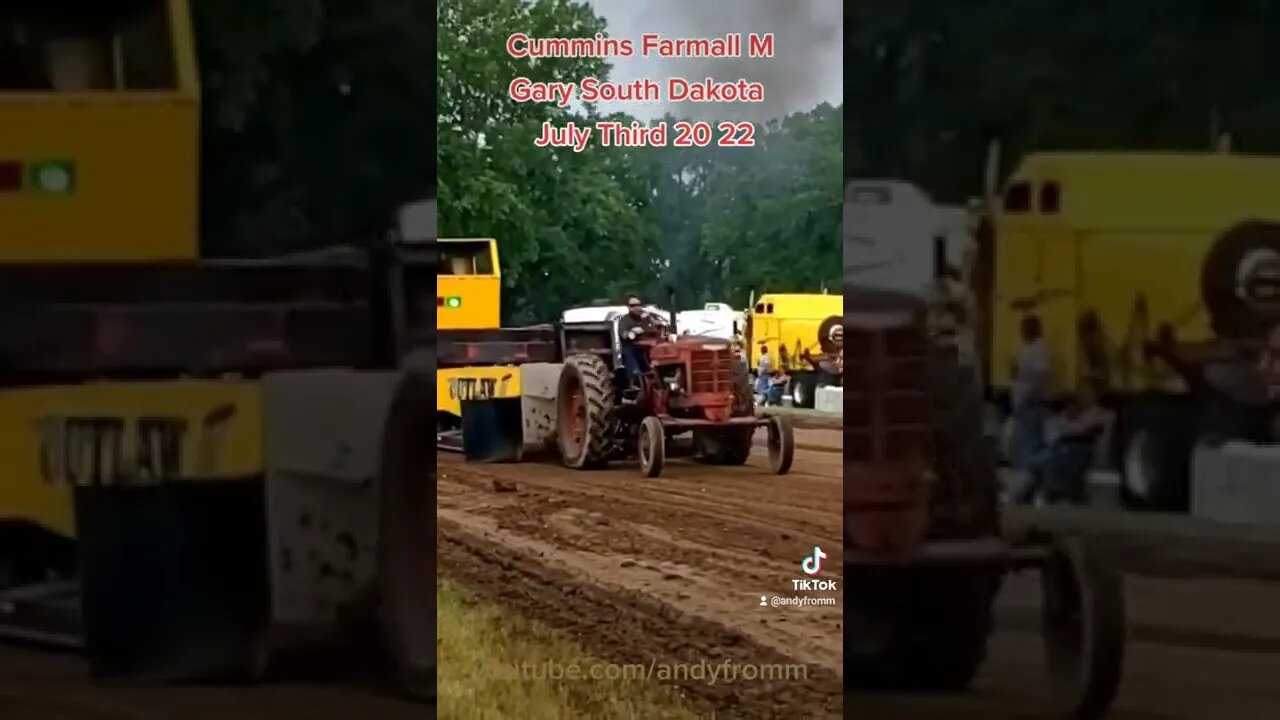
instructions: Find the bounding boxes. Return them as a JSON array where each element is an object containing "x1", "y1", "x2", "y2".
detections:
[
  {"x1": 699, "y1": 105, "x2": 843, "y2": 304},
  {"x1": 195, "y1": 0, "x2": 435, "y2": 256},
  {"x1": 437, "y1": 0, "x2": 661, "y2": 323},
  {"x1": 849, "y1": 1, "x2": 1280, "y2": 200}
]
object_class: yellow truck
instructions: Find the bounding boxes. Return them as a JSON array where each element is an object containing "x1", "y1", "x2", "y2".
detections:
[
  {"x1": 0, "y1": 0, "x2": 432, "y2": 693},
  {"x1": 747, "y1": 293, "x2": 843, "y2": 408},
  {"x1": 983, "y1": 151, "x2": 1280, "y2": 511}
]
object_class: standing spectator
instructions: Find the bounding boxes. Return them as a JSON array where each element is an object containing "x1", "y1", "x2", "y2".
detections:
[
  {"x1": 755, "y1": 344, "x2": 772, "y2": 400},
  {"x1": 1008, "y1": 314, "x2": 1053, "y2": 472}
]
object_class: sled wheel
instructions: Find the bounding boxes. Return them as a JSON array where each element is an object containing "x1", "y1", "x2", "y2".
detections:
[
  {"x1": 767, "y1": 415, "x2": 794, "y2": 475},
  {"x1": 638, "y1": 416, "x2": 666, "y2": 478},
  {"x1": 1041, "y1": 535, "x2": 1125, "y2": 720}
]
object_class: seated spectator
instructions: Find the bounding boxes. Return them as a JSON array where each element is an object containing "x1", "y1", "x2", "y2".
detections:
[
  {"x1": 765, "y1": 369, "x2": 789, "y2": 406},
  {"x1": 1015, "y1": 382, "x2": 1110, "y2": 506}
]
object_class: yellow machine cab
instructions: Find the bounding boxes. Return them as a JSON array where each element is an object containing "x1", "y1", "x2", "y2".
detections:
[
  {"x1": 0, "y1": 0, "x2": 200, "y2": 263},
  {"x1": 437, "y1": 238, "x2": 501, "y2": 330}
]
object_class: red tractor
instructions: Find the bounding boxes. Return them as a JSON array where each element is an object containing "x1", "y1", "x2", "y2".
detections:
[
  {"x1": 553, "y1": 308, "x2": 795, "y2": 477},
  {"x1": 844, "y1": 287, "x2": 1125, "y2": 719}
]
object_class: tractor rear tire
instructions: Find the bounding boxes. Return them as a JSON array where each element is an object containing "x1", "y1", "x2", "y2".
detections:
[{"x1": 556, "y1": 354, "x2": 615, "y2": 469}]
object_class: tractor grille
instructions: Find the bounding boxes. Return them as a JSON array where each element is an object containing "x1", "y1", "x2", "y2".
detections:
[
  {"x1": 688, "y1": 350, "x2": 733, "y2": 394},
  {"x1": 845, "y1": 315, "x2": 998, "y2": 543},
  {"x1": 844, "y1": 322, "x2": 931, "y2": 463},
  {"x1": 844, "y1": 316, "x2": 933, "y2": 554}
]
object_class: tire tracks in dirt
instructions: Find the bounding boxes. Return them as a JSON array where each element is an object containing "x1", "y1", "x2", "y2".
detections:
[
  {"x1": 437, "y1": 431, "x2": 843, "y2": 718},
  {"x1": 438, "y1": 526, "x2": 841, "y2": 719},
  {"x1": 0, "y1": 644, "x2": 424, "y2": 720}
]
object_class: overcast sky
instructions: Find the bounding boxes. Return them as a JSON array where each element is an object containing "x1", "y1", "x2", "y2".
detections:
[{"x1": 583, "y1": 0, "x2": 842, "y2": 123}]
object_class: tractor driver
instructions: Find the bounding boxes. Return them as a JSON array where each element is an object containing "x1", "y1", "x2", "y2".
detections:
[{"x1": 618, "y1": 294, "x2": 655, "y2": 388}]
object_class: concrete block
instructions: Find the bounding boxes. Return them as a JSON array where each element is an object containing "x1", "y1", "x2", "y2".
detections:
[
  {"x1": 1087, "y1": 470, "x2": 1122, "y2": 509},
  {"x1": 814, "y1": 385, "x2": 843, "y2": 415},
  {"x1": 1192, "y1": 442, "x2": 1280, "y2": 525}
]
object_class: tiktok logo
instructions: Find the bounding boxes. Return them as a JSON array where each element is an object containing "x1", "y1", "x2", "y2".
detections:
[{"x1": 801, "y1": 546, "x2": 826, "y2": 576}]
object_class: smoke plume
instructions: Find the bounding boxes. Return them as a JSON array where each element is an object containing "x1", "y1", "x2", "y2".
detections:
[{"x1": 587, "y1": 0, "x2": 843, "y2": 122}]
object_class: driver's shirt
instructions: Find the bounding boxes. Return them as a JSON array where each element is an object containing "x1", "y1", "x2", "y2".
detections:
[{"x1": 617, "y1": 312, "x2": 654, "y2": 345}]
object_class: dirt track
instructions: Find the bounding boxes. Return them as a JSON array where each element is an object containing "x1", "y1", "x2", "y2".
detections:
[
  {"x1": 0, "y1": 644, "x2": 424, "y2": 719},
  {"x1": 440, "y1": 424, "x2": 1280, "y2": 719},
  {"x1": 437, "y1": 427, "x2": 845, "y2": 718},
  {"x1": 856, "y1": 570, "x2": 1280, "y2": 719}
]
